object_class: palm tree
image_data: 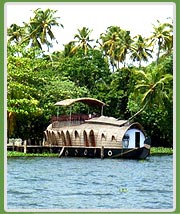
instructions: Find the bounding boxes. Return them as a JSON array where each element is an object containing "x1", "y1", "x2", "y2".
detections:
[
  {"x1": 100, "y1": 26, "x2": 134, "y2": 70},
  {"x1": 100, "y1": 26, "x2": 122, "y2": 71},
  {"x1": 22, "y1": 8, "x2": 63, "y2": 50},
  {"x1": 148, "y1": 19, "x2": 173, "y2": 65},
  {"x1": 63, "y1": 41, "x2": 76, "y2": 57},
  {"x1": 7, "y1": 24, "x2": 25, "y2": 44},
  {"x1": 115, "y1": 30, "x2": 133, "y2": 68},
  {"x1": 128, "y1": 67, "x2": 173, "y2": 121},
  {"x1": 70, "y1": 27, "x2": 94, "y2": 55},
  {"x1": 130, "y1": 35, "x2": 152, "y2": 67}
]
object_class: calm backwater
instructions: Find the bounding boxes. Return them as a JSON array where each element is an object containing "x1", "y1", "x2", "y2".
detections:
[{"x1": 6, "y1": 155, "x2": 174, "y2": 211}]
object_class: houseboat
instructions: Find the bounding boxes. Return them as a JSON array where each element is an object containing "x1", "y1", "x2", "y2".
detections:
[{"x1": 44, "y1": 98, "x2": 151, "y2": 159}]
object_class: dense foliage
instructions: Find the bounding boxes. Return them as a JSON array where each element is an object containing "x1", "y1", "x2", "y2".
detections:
[{"x1": 7, "y1": 9, "x2": 173, "y2": 147}]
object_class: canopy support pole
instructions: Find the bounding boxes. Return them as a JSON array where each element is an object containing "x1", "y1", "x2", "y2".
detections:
[
  {"x1": 57, "y1": 106, "x2": 59, "y2": 121},
  {"x1": 69, "y1": 106, "x2": 72, "y2": 125},
  {"x1": 101, "y1": 106, "x2": 104, "y2": 116}
]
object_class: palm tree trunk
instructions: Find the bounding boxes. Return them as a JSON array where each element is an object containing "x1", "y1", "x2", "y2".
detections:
[
  {"x1": 127, "y1": 101, "x2": 148, "y2": 122},
  {"x1": 156, "y1": 39, "x2": 161, "y2": 65},
  {"x1": 117, "y1": 101, "x2": 148, "y2": 124},
  {"x1": 117, "y1": 61, "x2": 120, "y2": 69}
]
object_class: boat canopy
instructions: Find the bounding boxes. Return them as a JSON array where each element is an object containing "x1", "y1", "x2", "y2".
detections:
[{"x1": 54, "y1": 97, "x2": 106, "y2": 107}]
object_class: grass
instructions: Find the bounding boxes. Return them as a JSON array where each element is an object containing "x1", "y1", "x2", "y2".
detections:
[
  {"x1": 7, "y1": 151, "x2": 58, "y2": 157},
  {"x1": 150, "y1": 147, "x2": 173, "y2": 155}
]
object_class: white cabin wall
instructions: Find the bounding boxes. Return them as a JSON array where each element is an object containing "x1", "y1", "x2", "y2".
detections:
[{"x1": 125, "y1": 128, "x2": 145, "y2": 148}]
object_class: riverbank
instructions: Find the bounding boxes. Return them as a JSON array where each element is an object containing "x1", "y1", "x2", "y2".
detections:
[
  {"x1": 7, "y1": 151, "x2": 58, "y2": 157},
  {"x1": 150, "y1": 147, "x2": 173, "y2": 155},
  {"x1": 7, "y1": 147, "x2": 173, "y2": 157}
]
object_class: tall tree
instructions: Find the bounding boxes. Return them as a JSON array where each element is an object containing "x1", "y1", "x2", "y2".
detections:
[
  {"x1": 148, "y1": 19, "x2": 173, "y2": 65},
  {"x1": 114, "y1": 30, "x2": 133, "y2": 68},
  {"x1": 128, "y1": 66, "x2": 173, "y2": 121},
  {"x1": 100, "y1": 26, "x2": 121, "y2": 71},
  {"x1": 22, "y1": 8, "x2": 63, "y2": 50},
  {"x1": 63, "y1": 41, "x2": 76, "y2": 57},
  {"x1": 7, "y1": 23, "x2": 25, "y2": 44},
  {"x1": 70, "y1": 27, "x2": 94, "y2": 55},
  {"x1": 100, "y1": 26, "x2": 133, "y2": 70},
  {"x1": 130, "y1": 35, "x2": 152, "y2": 67},
  {"x1": 58, "y1": 48, "x2": 110, "y2": 91}
]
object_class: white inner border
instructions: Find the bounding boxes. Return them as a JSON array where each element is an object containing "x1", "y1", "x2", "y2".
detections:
[{"x1": 4, "y1": 2, "x2": 176, "y2": 213}]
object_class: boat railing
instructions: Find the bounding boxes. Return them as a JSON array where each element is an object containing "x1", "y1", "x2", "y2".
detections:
[{"x1": 51, "y1": 114, "x2": 97, "y2": 128}]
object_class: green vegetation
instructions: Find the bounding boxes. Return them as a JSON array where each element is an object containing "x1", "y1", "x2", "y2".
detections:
[
  {"x1": 150, "y1": 147, "x2": 173, "y2": 155},
  {"x1": 7, "y1": 151, "x2": 58, "y2": 157},
  {"x1": 7, "y1": 8, "x2": 173, "y2": 148}
]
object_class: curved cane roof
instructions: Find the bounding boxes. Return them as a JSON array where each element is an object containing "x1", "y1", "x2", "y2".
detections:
[
  {"x1": 47, "y1": 119, "x2": 146, "y2": 145},
  {"x1": 54, "y1": 97, "x2": 106, "y2": 107}
]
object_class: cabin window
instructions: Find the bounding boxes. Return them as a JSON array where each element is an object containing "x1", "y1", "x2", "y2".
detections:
[
  {"x1": 135, "y1": 132, "x2": 140, "y2": 147},
  {"x1": 75, "y1": 130, "x2": 80, "y2": 139},
  {"x1": 89, "y1": 130, "x2": 96, "y2": 147},
  {"x1": 66, "y1": 131, "x2": 72, "y2": 146},
  {"x1": 57, "y1": 131, "x2": 62, "y2": 146},
  {"x1": 101, "y1": 133, "x2": 106, "y2": 141},
  {"x1": 83, "y1": 131, "x2": 89, "y2": 147},
  {"x1": 48, "y1": 131, "x2": 53, "y2": 145},
  {"x1": 61, "y1": 131, "x2": 66, "y2": 146},
  {"x1": 111, "y1": 135, "x2": 116, "y2": 141},
  {"x1": 58, "y1": 132, "x2": 61, "y2": 139},
  {"x1": 52, "y1": 132, "x2": 57, "y2": 145}
]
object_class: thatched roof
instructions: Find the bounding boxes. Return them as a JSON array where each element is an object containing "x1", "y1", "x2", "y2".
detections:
[
  {"x1": 86, "y1": 116, "x2": 128, "y2": 127},
  {"x1": 47, "y1": 119, "x2": 145, "y2": 144},
  {"x1": 54, "y1": 97, "x2": 106, "y2": 107}
]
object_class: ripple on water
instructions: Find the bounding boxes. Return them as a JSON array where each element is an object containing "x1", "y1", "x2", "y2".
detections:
[{"x1": 6, "y1": 156, "x2": 174, "y2": 210}]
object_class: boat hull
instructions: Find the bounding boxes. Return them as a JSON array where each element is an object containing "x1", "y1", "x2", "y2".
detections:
[{"x1": 58, "y1": 146, "x2": 150, "y2": 160}]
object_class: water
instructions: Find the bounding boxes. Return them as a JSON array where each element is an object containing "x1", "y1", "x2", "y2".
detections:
[{"x1": 6, "y1": 155, "x2": 174, "y2": 211}]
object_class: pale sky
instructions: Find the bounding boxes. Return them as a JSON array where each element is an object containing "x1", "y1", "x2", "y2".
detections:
[{"x1": 5, "y1": 2, "x2": 174, "y2": 52}]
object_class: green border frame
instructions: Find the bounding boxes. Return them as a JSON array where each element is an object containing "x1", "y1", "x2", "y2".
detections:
[{"x1": 1, "y1": 0, "x2": 178, "y2": 214}]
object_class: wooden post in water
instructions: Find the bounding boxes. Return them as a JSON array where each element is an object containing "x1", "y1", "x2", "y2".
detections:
[
  {"x1": 12, "y1": 140, "x2": 14, "y2": 151},
  {"x1": 24, "y1": 140, "x2": 27, "y2": 154}
]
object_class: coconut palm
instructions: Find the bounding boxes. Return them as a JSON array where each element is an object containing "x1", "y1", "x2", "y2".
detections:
[
  {"x1": 70, "y1": 27, "x2": 94, "y2": 55},
  {"x1": 63, "y1": 41, "x2": 76, "y2": 57},
  {"x1": 100, "y1": 26, "x2": 134, "y2": 70},
  {"x1": 7, "y1": 24, "x2": 25, "y2": 44},
  {"x1": 130, "y1": 35, "x2": 152, "y2": 67},
  {"x1": 22, "y1": 8, "x2": 63, "y2": 50},
  {"x1": 148, "y1": 19, "x2": 173, "y2": 65},
  {"x1": 115, "y1": 30, "x2": 133, "y2": 68},
  {"x1": 128, "y1": 67, "x2": 173, "y2": 121},
  {"x1": 100, "y1": 26, "x2": 122, "y2": 71}
]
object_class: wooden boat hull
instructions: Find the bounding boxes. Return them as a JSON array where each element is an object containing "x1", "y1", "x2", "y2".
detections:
[{"x1": 58, "y1": 146, "x2": 150, "y2": 160}]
